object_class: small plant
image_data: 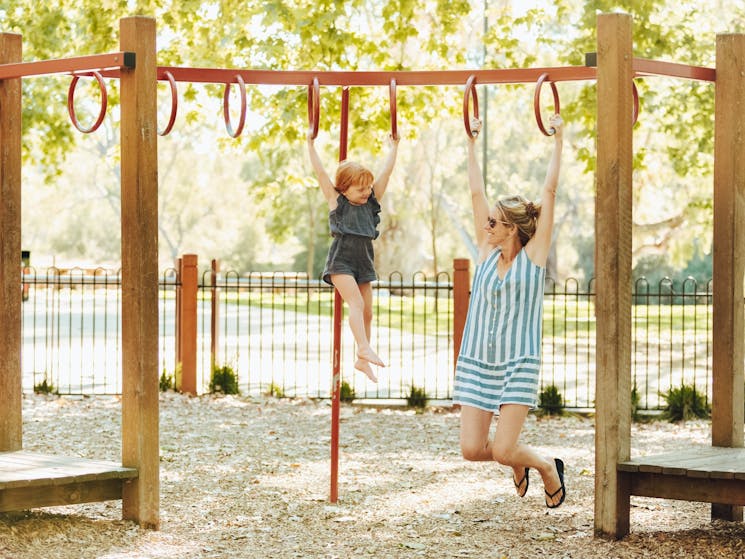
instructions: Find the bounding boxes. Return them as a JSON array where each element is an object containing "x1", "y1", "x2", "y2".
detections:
[
  {"x1": 340, "y1": 380, "x2": 356, "y2": 403},
  {"x1": 538, "y1": 384, "x2": 564, "y2": 416},
  {"x1": 660, "y1": 383, "x2": 710, "y2": 422},
  {"x1": 265, "y1": 382, "x2": 286, "y2": 398},
  {"x1": 406, "y1": 384, "x2": 428, "y2": 410},
  {"x1": 209, "y1": 364, "x2": 240, "y2": 395},
  {"x1": 631, "y1": 381, "x2": 642, "y2": 422},
  {"x1": 33, "y1": 374, "x2": 57, "y2": 395},
  {"x1": 159, "y1": 368, "x2": 174, "y2": 392}
]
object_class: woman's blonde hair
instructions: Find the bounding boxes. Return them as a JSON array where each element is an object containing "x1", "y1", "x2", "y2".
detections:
[
  {"x1": 496, "y1": 195, "x2": 542, "y2": 246},
  {"x1": 335, "y1": 160, "x2": 374, "y2": 193}
]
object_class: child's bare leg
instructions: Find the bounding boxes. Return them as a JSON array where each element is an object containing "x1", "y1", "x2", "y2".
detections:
[{"x1": 331, "y1": 275, "x2": 384, "y2": 376}]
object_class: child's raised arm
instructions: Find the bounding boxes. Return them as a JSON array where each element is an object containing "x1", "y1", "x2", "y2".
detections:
[
  {"x1": 372, "y1": 134, "x2": 400, "y2": 201},
  {"x1": 307, "y1": 134, "x2": 338, "y2": 207}
]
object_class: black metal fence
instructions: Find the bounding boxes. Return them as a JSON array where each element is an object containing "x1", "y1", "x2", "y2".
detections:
[{"x1": 20, "y1": 266, "x2": 717, "y2": 410}]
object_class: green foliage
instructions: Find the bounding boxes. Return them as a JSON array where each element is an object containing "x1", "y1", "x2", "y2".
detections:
[
  {"x1": 340, "y1": 380, "x2": 356, "y2": 403},
  {"x1": 660, "y1": 383, "x2": 710, "y2": 422},
  {"x1": 538, "y1": 384, "x2": 564, "y2": 416},
  {"x1": 406, "y1": 385, "x2": 428, "y2": 410},
  {"x1": 209, "y1": 364, "x2": 240, "y2": 395},
  {"x1": 159, "y1": 368, "x2": 174, "y2": 392},
  {"x1": 33, "y1": 374, "x2": 57, "y2": 395},
  {"x1": 265, "y1": 382, "x2": 286, "y2": 399},
  {"x1": 631, "y1": 381, "x2": 642, "y2": 422}
]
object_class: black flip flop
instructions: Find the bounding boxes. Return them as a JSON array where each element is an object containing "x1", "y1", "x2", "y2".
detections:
[
  {"x1": 545, "y1": 458, "x2": 566, "y2": 509},
  {"x1": 513, "y1": 467, "x2": 529, "y2": 498}
]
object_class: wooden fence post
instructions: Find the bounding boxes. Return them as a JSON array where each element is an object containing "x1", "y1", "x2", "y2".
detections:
[
  {"x1": 452, "y1": 258, "x2": 470, "y2": 373},
  {"x1": 177, "y1": 254, "x2": 198, "y2": 395},
  {"x1": 0, "y1": 32, "x2": 23, "y2": 452}
]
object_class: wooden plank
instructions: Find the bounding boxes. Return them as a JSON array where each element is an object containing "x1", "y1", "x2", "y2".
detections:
[
  {"x1": 0, "y1": 451, "x2": 137, "y2": 490},
  {"x1": 594, "y1": 12, "x2": 634, "y2": 540},
  {"x1": 0, "y1": 479, "x2": 129, "y2": 512},
  {"x1": 624, "y1": 471, "x2": 745, "y2": 505},
  {"x1": 120, "y1": 16, "x2": 160, "y2": 530},
  {"x1": 620, "y1": 448, "x2": 745, "y2": 478},
  {"x1": 0, "y1": 32, "x2": 23, "y2": 453}
]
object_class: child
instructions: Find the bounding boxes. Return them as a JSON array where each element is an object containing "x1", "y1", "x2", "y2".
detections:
[{"x1": 307, "y1": 132, "x2": 400, "y2": 382}]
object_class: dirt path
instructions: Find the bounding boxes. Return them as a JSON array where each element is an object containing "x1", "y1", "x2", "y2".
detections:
[{"x1": 1, "y1": 393, "x2": 744, "y2": 558}]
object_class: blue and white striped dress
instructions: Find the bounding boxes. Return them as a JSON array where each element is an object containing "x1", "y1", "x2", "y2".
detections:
[{"x1": 453, "y1": 247, "x2": 545, "y2": 412}]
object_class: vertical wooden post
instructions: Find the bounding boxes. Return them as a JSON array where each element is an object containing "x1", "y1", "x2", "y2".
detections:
[
  {"x1": 711, "y1": 32, "x2": 745, "y2": 522},
  {"x1": 210, "y1": 258, "x2": 220, "y2": 368},
  {"x1": 120, "y1": 16, "x2": 160, "y2": 529},
  {"x1": 176, "y1": 254, "x2": 198, "y2": 395},
  {"x1": 594, "y1": 12, "x2": 634, "y2": 539},
  {"x1": 452, "y1": 258, "x2": 470, "y2": 373},
  {"x1": 0, "y1": 32, "x2": 23, "y2": 452},
  {"x1": 330, "y1": 86, "x2": 350, "y2": 504}
]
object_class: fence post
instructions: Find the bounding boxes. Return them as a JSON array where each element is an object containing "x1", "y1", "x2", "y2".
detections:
[
  {"x1": 210, "y1": 258, "x2": 219, "y2": 368},
  {"x1": 453, "y1": 258, "x2": 470, "y2": 373},
  {"x1": 177, "y1": 254, "x2": 198, "y2": 395}
]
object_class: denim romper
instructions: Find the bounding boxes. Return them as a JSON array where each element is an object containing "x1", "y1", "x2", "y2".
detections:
[{"x1": 322, "y1": 192, "x2": 381, "y2": 286}]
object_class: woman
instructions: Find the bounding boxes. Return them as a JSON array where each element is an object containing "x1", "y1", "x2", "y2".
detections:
[{"x1": 453, "y1": 114, "x2": 566, "y2": 508}]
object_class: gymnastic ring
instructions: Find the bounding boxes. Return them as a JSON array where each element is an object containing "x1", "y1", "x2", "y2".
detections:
[
  {"x1": 67, "y1": 71, "x2": 108, "y2": 134},
  {"x1": 534, "y1": 73, "x2": 560, "y2": 137},
  {"x1": 158, "y1": 70, "x2": 178, "y2": 137},
  {"x1": 463, "y1": 74, "x2": 479, "y2": 138},
  {"x1": 389, "y1": 78, "x2": 399, "y2": 140},
  {"x1": 632, "y1": 80, "x2": 640, "y2": 126},
  {"x1": 307, "y1": 77, "x2": 320, "y2": 140},
  {"x1": 223, "y1": 74, "x2": 247, "y2": 138}
]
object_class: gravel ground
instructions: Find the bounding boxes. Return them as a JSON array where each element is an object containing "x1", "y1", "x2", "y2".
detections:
[{"x1": 1, "y1": 393, "x2": 744, "y2": 559}]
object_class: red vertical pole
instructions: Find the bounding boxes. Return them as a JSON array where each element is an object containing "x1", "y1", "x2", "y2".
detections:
[
  {"x1": 177, "y1": 254, "x2": 198, "y2": 395},
  {"x1": 210, "y1": 258, "x2": 219, "y2": 368},
  {"x1": 330, "y1": 86, "x2": 350, "y2": 503}
]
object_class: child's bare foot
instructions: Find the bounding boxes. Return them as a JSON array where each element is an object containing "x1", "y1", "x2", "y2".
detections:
[
  {"x1": 357, "y1": 347, "x2": 385, "y2": 367},
  {"x1": 354, "y1": 359, "x2": 377, "y2": 382}
]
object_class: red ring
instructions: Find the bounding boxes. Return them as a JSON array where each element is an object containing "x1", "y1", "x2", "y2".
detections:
[
  {"x1": 632, "y1": 80, "x2": 640, "y2": 126},
  {"x1": 307, "y1": 77, "x2": 320, "y2": 139},
  {"x1": 223, "y1": 75, "x2": 247, "y2": 138},
  {"x1": 534, "y1": 73, "x2": 561, "y2": 136},
  {"x1": 389, "y1": 78, "x2": 399, "y2": 140},
  {"x1": 158, "y1": 70, "x2": 178, "y2": 137},
  {"x1": 463, "y1": 75, "x2": 479, "y2": 138},
  {"x1": 67, "y1": 71, "x2": 108, "y2": 134}
]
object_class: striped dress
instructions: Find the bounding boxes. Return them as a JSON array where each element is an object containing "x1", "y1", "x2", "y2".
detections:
[{"x1": 453, "y1": 247, "x2": 546, "y2": 413}]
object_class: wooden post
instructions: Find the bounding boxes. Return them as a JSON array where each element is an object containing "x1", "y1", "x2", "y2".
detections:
[
  {"x1": 120, "y1": 16, "x2": 160, "y2": 529},
  {"x1": 452, "y1": 258, "x2": 470, "y2": 373},
  {"x1": 176, "y1": 254, "x2": 198, "y2": 395},
  {"x1": 210, "y1": 258, "x2": 220, "y2": 368},
  {"x1": 0, "y1": 32, "x2": 22, "y2": 452},
  {"x1": 711, "y1": 32, "x2": 745, "y2": 522},
  {"x1": 594, "y1": 12, "x2": 634, "y2": 539}
]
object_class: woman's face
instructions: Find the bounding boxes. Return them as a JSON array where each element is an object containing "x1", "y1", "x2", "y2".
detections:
[{"x1": 484, "y1": 210, "x2": 513, "y2": 244}]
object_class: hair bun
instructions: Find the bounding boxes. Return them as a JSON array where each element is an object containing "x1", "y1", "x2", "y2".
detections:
[{"x1": 525, "y1": 202, "x2": 538, "y2": 219}]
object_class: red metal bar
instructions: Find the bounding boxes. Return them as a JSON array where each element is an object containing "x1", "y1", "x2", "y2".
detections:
[
  {"x1": 330, "y1": 86, "x2": 350, "y2": 504},
  {"x1": 0, "y1": 52, "x2": 134, "y2": 80},
  {"x1": 633, "y1": 57, "x2": 715, "y2": 82}
]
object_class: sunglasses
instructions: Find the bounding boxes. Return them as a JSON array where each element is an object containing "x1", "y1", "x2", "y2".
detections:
[{"x1": 487, "y1": 216, "x2": 511, "y2": 228}]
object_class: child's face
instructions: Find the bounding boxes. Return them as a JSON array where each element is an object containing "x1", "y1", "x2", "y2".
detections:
[{"x1": 343, "y1": 181, "x2": 373, "y2": 206}]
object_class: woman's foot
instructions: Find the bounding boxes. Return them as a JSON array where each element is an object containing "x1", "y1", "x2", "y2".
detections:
[
  {"x1": 354, "y1": 359, "x2": 377, "y2": 382},
  {"x1": 357, "y1": 346, "x2": 385, "y2": 367},
  {"x1": 544, "y1": 458, "x2": 566, "y2": 509},
  {"x1": 512, "y1": 467, "x2": 529, "y2": 498}
]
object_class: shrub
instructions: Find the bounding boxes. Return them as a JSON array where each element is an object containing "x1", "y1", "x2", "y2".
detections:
[
  {"x1": 631, "y1": 381, "x2": 642, "y2": 422},
  {"x1": 265, "y1": 382, "x2": 285, "y2": 398},
  {"x1": 406, "y1": 385, "x2": 428, "y2": 410},
  {"x1": 159, "y1": 368, "x2": 174, "y2": 392},
  {"x1": 660, "y1": 383, "x2": 710, "y2": 422},
  {"x1": 33, "y1": 374, "x2": 57, "y2": 395},
  {"x1": 209, "y1": 364, "x2": 240, "y2": 395},
  {"x1": 340, "y1": 380, "x2": 356, "y2": 403},
  {"x1": 538, "y1": 384, "x2": 564, "y2": 416}
]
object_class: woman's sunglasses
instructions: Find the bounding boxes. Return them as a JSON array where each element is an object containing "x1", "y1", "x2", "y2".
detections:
[{"x1": 487, "y1": 217, "x2": 511, "y2": 228}]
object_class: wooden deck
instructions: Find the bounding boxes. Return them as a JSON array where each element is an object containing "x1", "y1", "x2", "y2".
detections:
[
  {"x1": 0, "y1": 451, "x2": 138, "y2": 512},
  {"x1": 618, "y1": 447, "x2": 745, "y2": 505}
]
